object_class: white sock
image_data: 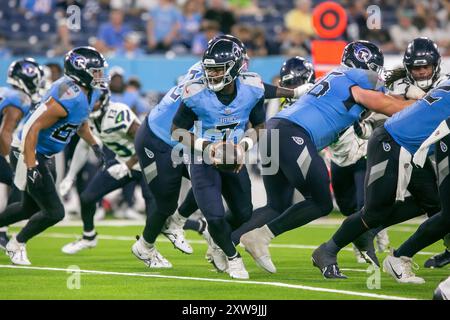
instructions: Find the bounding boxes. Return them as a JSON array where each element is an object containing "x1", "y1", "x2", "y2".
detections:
[
  {"x1": 261, "y1": 225, "x2": 275, "y2": 241},
  {"x1": 83, "y1": 230, "x2": 96, "y2": 237},
  {"x1": 172, "y1": 211, "x2": 188, "y2": 226},
  {"x1": 140, "y1": 236, "x2": 154, "y2": 248},
  {"x1": 0, "y1": 227, "x2": 8, "y2": 232}
]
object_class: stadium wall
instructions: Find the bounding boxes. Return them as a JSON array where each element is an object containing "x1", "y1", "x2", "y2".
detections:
[{"x1": 1, "y1": 55, "x2": 450, "y2": 92}]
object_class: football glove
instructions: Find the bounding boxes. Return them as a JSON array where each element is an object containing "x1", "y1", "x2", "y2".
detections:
[
  {"x1": 59, "y1": 176, "x2": 74, "y2": 197},
  {"x1": 107, "y1": 163, "x2": 131, "y2": 180},
  {"x1": 92, "y1": 144, "x2": 106, "y2": 169},
  {"x1": 27, "y1": 166, "x2": 43, "y2": 190},
  {"x1": 293, "y1": 83, "x2": 314, "y2": 99}
]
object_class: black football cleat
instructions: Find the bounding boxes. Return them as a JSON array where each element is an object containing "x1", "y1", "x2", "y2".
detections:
[
  {"x1": 360, "y1": 249, "x2": 380, "y2": 268},
  {"x1": 424, "y1": 250, "x2": 450, "y2": 268},
  {"x1": 312, "y1": 243, "x2": 347, "y2": 279},
  {"x1": 0, "y1": 232, "x2": 9, "y2": 251}
]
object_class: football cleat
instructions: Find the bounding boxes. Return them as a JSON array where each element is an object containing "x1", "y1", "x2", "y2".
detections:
[
  {"x1": 382, "y1": 253, "x2": 425, "y2": 284},
  {"x1": 311, "y1": 243, "x2": 347, "y2": 279},
  {"x1": 375, "y1": 228, "x2": 390, "y2": 252},
  {"x1": 131, "y1": 237, "x2": 172, "y2": 268},
  {"x1": 0, "y1": 232, "x2": 9, "y2": 251},
  {"x1": 227, "y1": 256, "x2": 249, "y2": 279},
  {"x1": 61, "y1": 236, "x2": 97, "y2": 255},
  {"x1": 424, "y1": 250, "x2": 450, "y2": 268},
  {"x1": 240, "y1": 226, "x2": 276, "y2": 273},
  {"x1": 6, "y1": 236, "x2": 31, "y2": 265},
  {"x1": 359, "y1": 249, "x2": 380, "y2": 268},
  {"x1": 202, "y1": 229, "x2": 228, "y2": 272},
  {"x1": 161, "y1": 215, "x2": 193, "y2": 254},
  {"x1": 433, "y1": 276, "x2": 450, "y2": 300}
]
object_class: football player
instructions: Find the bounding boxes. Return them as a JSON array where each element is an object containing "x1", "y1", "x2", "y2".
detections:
[
  {"x1": 386, "y1": 37, "x2": 450, "y2": 268},
  {"x1": 132, "y1": 35, "x2": 312, "y2": 270},
  {"x1": 0, "y1": 46, "x2": 107, "y2": 265},
  {"x1": 0, "y1": 58, "x2": 44, "y2": 248},
  {"x1": 240, "y1": 40, "x2": 415, "y2": 275},
  {"x1": 383, "y1": 116, "x2": 450, "y2": 283},
  {"x1": 58, "y1": 89, "x2": 156, "y2": 254},
  {"x1": 312, "y1": 62, "x2": 450, "y2": 282},
  {"x1": 169, "y1": 38, "x2": 268, "y2": 279}
]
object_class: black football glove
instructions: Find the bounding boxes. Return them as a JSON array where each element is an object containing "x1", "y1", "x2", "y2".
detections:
[
  {"x1": 27, "y1": 166, "x2": 43, "y2": 190},
  {"x1": 92, "y1": 144, "x2": 106, "y2": 169}
]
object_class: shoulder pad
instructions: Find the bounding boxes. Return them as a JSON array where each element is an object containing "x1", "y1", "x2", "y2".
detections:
[
  {"x1": 182, "y1": 79, "x2": 206, "y2": 100},
  {"x1": 57, "y1": 80, "x2": 82, "y2": 101},
  {"x1": 239, "y1": 72, "x2": 264, "y2": 89}
]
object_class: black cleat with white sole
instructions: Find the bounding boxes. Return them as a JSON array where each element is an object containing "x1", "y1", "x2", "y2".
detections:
[
  {"x1": 360, "y1": 249, "x2": 380, "y2": 268},
  {"x1": 424, "y1": 250, "x2": 450, "y2": 268},
  {"x1": 312, "y1": 243, "x2": 347, "y2": 279},
  {"x1": 314, "y1": 262, "x2": 348, "y2": 279}
]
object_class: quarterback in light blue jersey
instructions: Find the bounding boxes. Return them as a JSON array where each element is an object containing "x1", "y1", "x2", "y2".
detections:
[
  {"x1": 239, "y1": 40, "x2": 414, "y2": 277},
  {"x1": 0, "y1": 46, "x2": 108, "y2": 266}
]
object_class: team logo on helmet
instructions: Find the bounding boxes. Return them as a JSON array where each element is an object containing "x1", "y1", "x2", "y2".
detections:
[
  {"x1": 354, "y1": 44, "x2": 372, "y2": 63},
  {"x1": 22, "y1": 63, "x2": 37, "y2": 77},
  {"x1": 232, "y1": 43, "x2": 242, "y2": 58},
  {"x1": 70, "y1": 53, "x2": 87, "y2": 70}
]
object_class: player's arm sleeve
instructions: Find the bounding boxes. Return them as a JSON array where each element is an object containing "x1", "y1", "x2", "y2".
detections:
[
  {"x1": 172, "y1": 101, "x2": 197, "y2": 130},
  {"x1": 249, "y1": 97, "x2": 266, "y2": 127},
  {"x1": 65, "y1": 139, "x2": 90, "y2": 179}
]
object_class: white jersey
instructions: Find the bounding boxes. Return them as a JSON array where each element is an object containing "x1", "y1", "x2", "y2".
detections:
[
  {"x1": 389, "y1": 73, "x2": 449, "y2": 96},
  {"x1": 92, "y1": 102, "x2": 141, "y2": 170}
]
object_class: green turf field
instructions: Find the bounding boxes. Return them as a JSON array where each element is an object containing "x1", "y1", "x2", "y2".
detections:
[{"x1": 0, "y1": 221, "x2": 448, "y2": 300}]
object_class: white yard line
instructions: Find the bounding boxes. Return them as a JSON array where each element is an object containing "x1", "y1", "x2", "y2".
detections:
[
  {"x1": 41, "y1": 233, "x2": 439, "y2": 256},
  {"x1": 0, "y1": 264, "x2": 418, "y2": 300}
]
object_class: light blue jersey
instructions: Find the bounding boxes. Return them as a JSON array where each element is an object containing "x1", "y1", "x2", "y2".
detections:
[
  {"x1": 18, "y1": 76, "x2": 101, "y2": 156},
  {"x1": 181, "y1": 72, "x2": 265, "y2": 143},
  {"x1": 148, "y1": 62, "x2": 203, "y2": 146},
  {"x1": 276, "y1": 66, "x2": 385, "y2": 150},
  {"x1": 0, "y1": 86, "x2": 32, "y2": 118},
  {"x1": 385, "y1": 79, "x2": 450, "y2": 155}
]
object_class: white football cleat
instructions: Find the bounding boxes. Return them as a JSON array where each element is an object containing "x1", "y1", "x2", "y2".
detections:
[
  {"x1": 131, "y1": 237, "x2": 172, "y2": 268},
  {"x1": 161, "y1": 215, "x2": 193, "y2": 254},
  {"x1": 202, "y1": 229, "x2": 228, "y2": 272},
  {"x1": 383, "y1": 253, "x2": 425, "y2": 284},
  {"x1": 375, "y1": 228, "x2": 390, "y2": 252},
  {"x1": 227, "y1": 256, "x2": 249, "y2": 279},
  {"x1": 6, "y1": 236, "x2": 31, "y2": 265},
  {"x1": 62, "y1": 237, "x2": 97, "y2": 254},
  {"x1": 240, "y1": 226, "x2": 276, "y2": 273}
]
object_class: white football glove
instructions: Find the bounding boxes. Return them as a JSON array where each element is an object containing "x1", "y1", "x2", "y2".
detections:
[
  {"x1": 405, "y1": 84, "x2": 426, "y2": 100},
  {"x1": 59, "y1": 176, "x2": 74, "y2": 197},
  {"x1": 293, "y1": 83, "x2": 314, "y2": 99},
  {"x1": 107, "y1": 163, "x2": 131, "y2": 180}
]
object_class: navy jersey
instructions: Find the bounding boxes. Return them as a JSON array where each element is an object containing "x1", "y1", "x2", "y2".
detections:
[
  {"x1": 275, "y1": 66, "x2": 385, "y2": 150},
  {"x1": 385, "y1": 79, "x2": 450, "y2": 154},
  {"x1": 174, "y1": 73, "x2": 265, "y2": 144},
  {"x1": 18, "y1": 76, "x2": 101, "y2": 156},
  {"x1": 0, "y1": 86, "x2": 32, "y2": 121},
  {"x1": 148, "y1": 62, "x2": 203, "y2": 147}
]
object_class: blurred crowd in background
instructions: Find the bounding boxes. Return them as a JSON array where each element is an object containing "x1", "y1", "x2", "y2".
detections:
[{"x1": 0, "y1": 0, "x2": 450, "y2": 59}]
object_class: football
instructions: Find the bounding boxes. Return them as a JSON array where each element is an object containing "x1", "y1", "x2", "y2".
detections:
[{"x1": 209, "y1": 141, "x2": 245, "y2": 172}]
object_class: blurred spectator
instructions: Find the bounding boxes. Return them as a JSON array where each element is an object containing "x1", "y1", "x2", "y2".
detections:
[
  {"x1": 191, "y1": 20, "x2": 221, "y2": 55},
  {"x1": 20, "y1": 0, "x2": 54, "y2": 14},
  {"x1": 250, "y1": 27, "x2": 268, "y2": 57},
  {"x1": 95, "y1": 9, "x2": 132, "y2": 54},
  {"x1": 109, "y1": 67, "x2": 150, "y2": 116},
  {"x1": 389, "y1": 11, "x2": 420, "y2": 52},
  {"x1": 284, "y1": 0, "x2": 315, "y2": 37},
  {"x1": 146, "y1": 0, "x2": 182, "y2": 52},
  {"x1": 412, "y1": 2, "x2": 428, "y2": 30},
  {"x1": 178, "y1": 0, "x2": 203, "y2": 50},
  {"x1": 203, "y1": 0, "x2": 236, "y2": 34},
  {"x1": 437, "y1": 0, "x2": 450, "y2": 27},
  {"x1": 115, "y1": 32, "x2": 146, "y2": 58},
  {"x1": 421, "y1": 17, "x2": 450, "y2": 49},
  {"x1": 109, "y1": 0, "x2": 158, "y2": 15},
  {"x1": 365, "y1": 28, "x2": 397, "y2": 54},
  {"x1": 0, "y1": 34, "x2": 12, "y2": 59},
  {"x1": 346, "y1": 2, "x2": 368, "y2": 41},
  {"x1": 232, "y1": 24, "x2": 267, "y2": 57},
  {"x1": 280, "y1": 31, "x2": 310, "y2": 57},
  {"x1": 126, "y1": 77, "x2": 151, "y2": 116},
  {"x1": 45, "y1": 62, "x2": 63, "y2": 82},
  {"x1": 229, "y1": 0, "x2": 263, "y2": 18}
]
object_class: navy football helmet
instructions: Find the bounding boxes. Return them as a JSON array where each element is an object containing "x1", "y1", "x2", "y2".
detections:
[
  {"x1": 7, "y1": 58, "x2": 44, "y2": 103},
  {"x1": 212, "y1": 34, "x2": 250, "y2": 71},
  {"x1": 403, "y1": 37, "x2": 441, "y2": 90},
  {"x1": 202, "y1": 38, "x2": 244, "y2": 92},
  {"x1": 64, "y1": 46, "x2": 109, "y2": 90},
  {"x1": 341, "y1": 40, "x2": 384, "y2": 74},
  {"x1": 279, "y1": 56, "x2": 315, "y2": 89}
]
